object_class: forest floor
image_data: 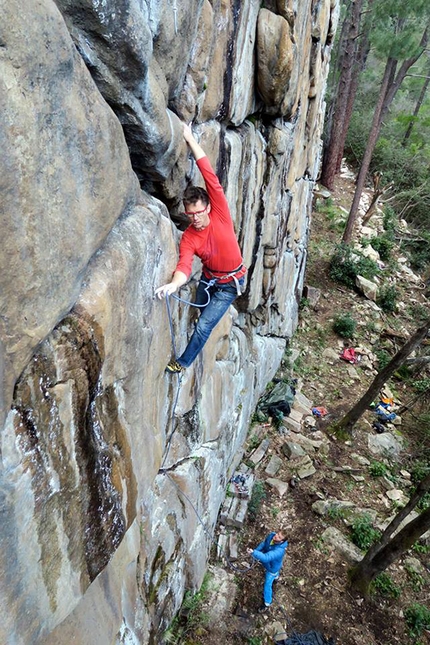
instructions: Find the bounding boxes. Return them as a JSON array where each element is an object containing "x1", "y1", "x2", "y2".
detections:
[{"x1": 169, "y1": 170, "x2": 430, "y2": 645}]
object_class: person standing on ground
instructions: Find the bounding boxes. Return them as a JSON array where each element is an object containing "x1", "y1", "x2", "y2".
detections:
[
  {"x1": 155, "y1": 123, "x2": 246, "y2": 373},
  {"x1": 247, "y1": 528, "x2": 289, "y2": 612}
]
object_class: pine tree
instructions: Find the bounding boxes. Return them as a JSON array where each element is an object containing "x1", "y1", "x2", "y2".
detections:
[{"x1": 341, "y1": 1, "x2": 429, "y2": 243}]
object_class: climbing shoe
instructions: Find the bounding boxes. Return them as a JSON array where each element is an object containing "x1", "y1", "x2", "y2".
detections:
[
  {"x1": 165, "y1": 359, "x2": 185, "y2": 374},
  {"x1": 258, "y1": 604, "x2": 270, "y2": 614}
]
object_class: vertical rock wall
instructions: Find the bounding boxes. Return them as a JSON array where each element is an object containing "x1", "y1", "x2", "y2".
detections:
[{"x1": 0, "y1": 0, "x2": 339, "y2": 643}]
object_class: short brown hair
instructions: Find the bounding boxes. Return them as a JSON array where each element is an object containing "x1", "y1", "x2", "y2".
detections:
[{"x1": 183, "y1": 186, "x2": 209, "y2": 208}]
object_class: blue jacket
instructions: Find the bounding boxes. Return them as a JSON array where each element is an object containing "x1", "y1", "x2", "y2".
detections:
[{"x1": 252, "y1": 532, "x2": 288, "y2": 574}]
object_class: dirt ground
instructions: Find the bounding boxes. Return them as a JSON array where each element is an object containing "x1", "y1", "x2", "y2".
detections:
[{"x1": 176, "y1": 173, "x2": 430, "y2": 645}]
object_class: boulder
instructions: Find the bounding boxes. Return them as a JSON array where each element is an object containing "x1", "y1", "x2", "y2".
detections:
[
  {"x1": 367, "y1": 433, "x2": 404, "y2": 458},
  {"x1": 321, "y1": 527, "x2": 363, "y2": 563},
  {"x1": 356, "y1": 275, "x2": 378, "y2": 301},
  {"x1": 256, "y1": 9, "x2": 296, "y2": 115}
]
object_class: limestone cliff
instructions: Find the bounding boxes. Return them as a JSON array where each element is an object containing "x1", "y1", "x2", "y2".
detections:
[{"x1": 0, "y1": 0, "x2": 339, "y2": 643}]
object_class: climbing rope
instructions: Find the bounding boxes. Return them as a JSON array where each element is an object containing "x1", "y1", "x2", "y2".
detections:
[
  {"x1": 159, "y1": 282, "x2": 256, "y2": 576},
  {"x1": 160, "y1": 286, "x2": 215, "y2": 470},
  {"x1": 162, "y1": 469, "x2": 256, "y2": 574}
]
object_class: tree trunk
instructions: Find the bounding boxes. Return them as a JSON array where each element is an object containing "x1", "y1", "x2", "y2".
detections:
[
  {"x1": 402, "y1": 68, "x2": 430, "y2": 145},
  {"x1": 361, "y1": 172, "x2": 392, "y2": 225},
  {"x1": 333, "y1": 320, "x2": 430, "y2": 433},
  {"x1": 342, "y1": 57, "x2": 396, "y2": 243},
  {"x1": 321, "y1": 0, "x2": 365, "y2": 190},
  {"x1": 335, "y1": 3, "x2": 372, "y2": 174},
  {"x1": 350, "y1": 500, "x2": 430, "y2": 596}
]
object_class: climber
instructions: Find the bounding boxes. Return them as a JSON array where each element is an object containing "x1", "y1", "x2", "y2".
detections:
[
  {"x1": 247, "y1": 528, "x2": 289, "y2": 613},
  {"x1": 155, "y1": 122, "x2": 247, "y2": 373}
]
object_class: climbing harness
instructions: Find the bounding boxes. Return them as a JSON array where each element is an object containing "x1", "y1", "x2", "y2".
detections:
[
  {"x1": 204, "y1": 263, "x2": 244, "y2": 296},
  {"x1": 171, "y1": 277, "x2": 218, "y2": 308}
]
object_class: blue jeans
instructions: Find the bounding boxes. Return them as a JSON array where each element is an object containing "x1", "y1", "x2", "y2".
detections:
[
  {"x1": 177, "y1": 277, "x2": 243, "y2": 368},
  {"x1": 263, "y1": 571, "x2": 280, "y2": 605}
]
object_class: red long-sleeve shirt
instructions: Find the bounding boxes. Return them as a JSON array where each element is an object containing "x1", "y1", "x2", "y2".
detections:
[{"x1": 175, "y1": 156, "x2": 246, "y2": 283}]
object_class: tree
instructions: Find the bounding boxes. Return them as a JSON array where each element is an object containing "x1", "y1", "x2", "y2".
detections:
[
  {"x1": 332, "y1": 319, "x2": 430, "y2": 434},
  {"x1": 321, "y1": 0, "x2": 367, "y2": 190},
  {"x1": 350, "y1": 473, "x2": 430, "y2": 596},
  {"x1": 342, "y1": 5, "x2": 429, "y2": 243},
  {"x1": 402, "y1": 59, "x2": 430, "y2": 145}
]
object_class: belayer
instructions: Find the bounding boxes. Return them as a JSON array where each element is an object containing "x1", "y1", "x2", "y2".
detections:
[
  {"x1": 155, "y1": 122, "x2": 247, "y2": 373},
  {"x1": 247, "y1": 527, "x2": 289, "y2": 612}
]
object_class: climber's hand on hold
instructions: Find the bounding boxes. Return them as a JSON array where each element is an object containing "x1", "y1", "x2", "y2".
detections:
[
  {"x1": 182, "y1": 122, "x2": 206, "y2": 160},
  {"x1": 182, "y1": 122, "x2": 194, "y2": 143},
  {"x1": 155, "y1": 271, "x2": 187, "y2": 299},
  {"x1": 155, "y1": 283, "x2": 178, "y2": 299}
]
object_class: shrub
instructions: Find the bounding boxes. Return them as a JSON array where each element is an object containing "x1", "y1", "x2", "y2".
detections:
[
  {"x1": 369, "y1": 461, "x2": 388, "y2": 477},
  {"x1": 333, "y1": 313, "x2": 357, "y2": 338},
  {"x1": 405, "y1": 565, "x2": 426, "y2": 592},
  {"x1": 330, "y1": 244, "x2": 380, "y2": 289},
  {"x1": 383, "y1": 205, "x2": 397, "y2": 233},
  {"x1": 370, "y1": 235, "x2": 394, "y2": 261},
  {"x1": 248, "y1": 481, "x2": 266, "y2": 520},
  {"x1": 351, "y1": 514, "x2": 382, "y2": 550},
  {"x1": 375, "y1": 349, "x2": 391, "y2": 370},
  {"x1": 377, "y1": 285, "x2": 398, "y2": 312},
  {"x1": 371, "y1": 572, "x2": 401, "y2": 598},
  {"x1": 404, "y1": 603, "x2": 430, "y2": 638}
]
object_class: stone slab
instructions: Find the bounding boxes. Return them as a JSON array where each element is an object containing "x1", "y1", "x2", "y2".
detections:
[
  {"x1": 249, "y1": 439, "x2": 270, "y2": 465},
  {"x1": 265, "y1": 455, "x2": 283, "y2": 477},
  {"x1": 266, "y1": 478, "x2": 289, "y2": 498}
]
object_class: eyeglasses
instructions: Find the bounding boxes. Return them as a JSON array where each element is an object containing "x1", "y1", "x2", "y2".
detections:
[{"x1": 184, "y1": 206, "x2": 208, "y2": 218}]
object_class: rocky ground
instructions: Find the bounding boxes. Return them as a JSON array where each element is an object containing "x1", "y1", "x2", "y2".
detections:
[{"x1": 166, "y1": 169, "x2": 430, "y2": 645}]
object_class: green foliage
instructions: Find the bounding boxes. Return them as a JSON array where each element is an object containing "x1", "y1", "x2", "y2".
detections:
[
  {"x1": 403, "y1": 232, "x2": 430, "y2": 272},
  {"x1": 164, "y1": 574, "x2": 212, "y2": 643},
  {"x1": 271, "y1": 506, "x2": 281, "y2": 519},
  {"x1": 315, "y1": 197, "x2": 341, "y2": 220},
  {"x1": 333, "y1": 313, "x2": 357, "y2": 338},
  {"x1": 405, "y1": 565, "x2": 426, "y2": 592},
  {"x1": 327, "y1": 505, "x2": 347, "y2": 520},
  {"x1": 412, "y1": 542, "x2": 430, "y2": 555},
  {"x1": 300, "y1": 297, "x2": 310, "y2": 310},
  {"x1": 248, "y1": 481, "x2": 266, "y2": 520},
  {"x1": 408, "y1": 304, "x2": 430, "y2": 326},
  {"x1": 248, "y1": 434, "x2": 262, "y2": 451},
  {"x1": 374, "y1": 349, "x2": 391, "y2": 370},
  {"x1": 369, "y1": 460, "x2": 388, "y2": 477},
  {"x1": 252, "y1": 408, "x2": 269, "y2": 424},
  {"x1": 404, "y1": 603, "x2": 430, "y2": 638},
  {"x1": 351, "y1": 514, "x2": 382, "y2": 550},
  {"x1": 370, "y1": 235, "x2": 394, "y2": 261},
  {"x1": 247, "y1": 637, "x2": 262, "y2": 645},
  {"x1": 377, "y1": 285, "x2": 398, "y2": 312},
  {"x1": 383, "y1": 205, "x2": 397, "y2": 233},
  {"x1": 330, "y1": 244, "x2": 380, "y2": 289},
  {"x1": 371, "y1": 572, "x2": 401, "y2": 599},
  {"x1": 410, "y1": 461, "x2": 430, "y2": 485}
]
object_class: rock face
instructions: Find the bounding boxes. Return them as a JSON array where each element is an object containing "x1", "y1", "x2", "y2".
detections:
[{"x1": 0, "y1": 0, "x2": 338, "y2": 642}]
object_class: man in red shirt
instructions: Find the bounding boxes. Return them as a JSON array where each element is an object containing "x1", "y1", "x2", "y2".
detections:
[{"x1": 155, "y1": 123, "x2": 246, "y2": 373}]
